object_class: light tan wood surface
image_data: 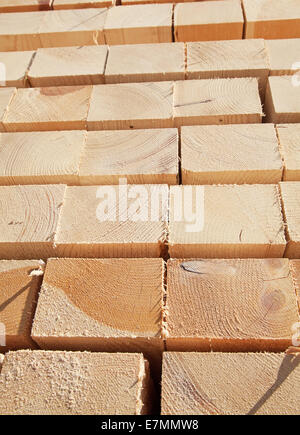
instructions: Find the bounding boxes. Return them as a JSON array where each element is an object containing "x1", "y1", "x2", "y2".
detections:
[
  {"x1": 174, "y1": 0, "x2": 244, "y2": 42},
  {"x1": 0, "y1": 350, "x2": 154, "y2": 414},
  {"x1": 2, "y1": 86, "x2": 93, "y2": 131},
  {"x1": 265, "y1": 76, "x2": 300, "y2": 124},
  {"x1": 0, "y1": 88, "x2": 16, "y2": 132},
  {"x1": 0, "y1": 51, "x2": 35, "y2": 87},
  {"x1": 161, "y1": 352, "x2": 300, "y2": 415},
  {"x1": 243, "y1": 0, "x2": 300, "y2": 39},
  {"x1": 38, "y1": 8, "x2": 107, "y2": 47},
  {"x1": 79, "y1": 129, "x2": 178, "y2": 185},
  {"x1": 186, "y1": 39, "x2": 269, "y2": 97},
  {"x1": 32, "y1": 258, "x2": 164, "y2": 369},
  {"x1": 181, "y1": 124, "x2": 282, "y2": 184},
  {"x1": 104, "y1": 4, "x2": 173, "y2": 45},
  {"x1": 168, "y1": 184, "x2": 286, "y2": 258},
  {"x1": 105, "y1": 43, "x2": 185, "y2": 84},
  {"x1": 266, "y1": 39, "x2": 300, "y2": 76},
  {"x1": 0, "y1": 130, "x2": 86, "y2": 185},
  {"x1": 277, "y1": 124, "x2": 300, "y2": 181},
  {"x1": 165, "y1": 258, "x2": 299, "y2": 352},
  {"x1": 87, "y1": 82, "x2": 173, "y2": 130},
  {"x1": 173, "y1": 78, "x2": 262, "y2": 126},
  {"x1": 0, "y1": 0, "x2": 50, "y2": 12},
  {"x1": 28, "y1": 46, "x2": 108, "y2": 87},
  {"x1": 0, "y1": 184, "x2": 66, "y2": 259},
  {"x1": 0, "y1": 260, "x2": 44, "y2": 352},
  {"x1": 279, "y1": 181, "x2": 300, "y2": 258},
  {"x1": 54, "y1": 185, "x2": 168, "y2": 257}
]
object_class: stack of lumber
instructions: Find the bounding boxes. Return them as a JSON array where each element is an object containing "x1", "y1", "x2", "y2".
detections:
[{"x1": 0, "y1": 0, "x2": 300, "y2": 416}]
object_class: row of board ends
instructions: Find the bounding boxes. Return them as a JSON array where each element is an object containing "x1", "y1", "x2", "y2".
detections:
[
  {"x1": 1, "y1": 349, "x2": 299, "y2": 415},
  {"x1": 1, "y1": 257, "x2": 300, "y2": 354},
  {"x1": 0, "y1": 181, "x2": 300, "y2": 260},
  {"x1": 1, "y1": 76, "x2": 300, "y2": 132},
  {"x1": 0, "y1": 0, "x2": 300, "y2": 51}
]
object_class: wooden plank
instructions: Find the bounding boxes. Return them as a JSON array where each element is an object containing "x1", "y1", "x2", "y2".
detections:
[
  {"x1": 104, "y1": 43, "x2": 185, "y2": 84},
  {"x1": 266, "y1": 39, "x2": 300, "y2": 76},
  {"x1": 0, "y1": 184, "x2": 66, "y2": 259},
  {"x1": 104, "y1": 4, "x2": 173, "y2": 45},
  {"x1": 168, "y1": 184, "x2": 286, "y2": 258},
  {"x1": 277, "y1": 124, "x2": 300, "y2": 181},
  {"x1": 3, "y1": 86, "x2": 93, "y2": 132},
  {"x1": 0, "y1": 130, "x2": 86, "y2": 185},
  {"x1": 54, "y1": 185, "x2": 168, "y2": 257},
  {"x1": 0, "y1": 350, "x2": 154, "y2": 414},
  {"x1": 53, "y1": 0, "x2": 112, "y2": 9},
  {"x1": 0, "y1": 260, "x2": 44, "y2": 352},
  {"x1": 0, "y1": 88, "x2": 16, "y2": 132},
  {"x1": 0, "y1": 0, "x2": 50, "y2": 13},
  {"x1": 243, "y1": 0, "x2": 300, "y2": 39},
  {"x1": 39, "y1": 8, "x2": 107, "y2": 48},
  {"x1": 0, "y1": 51, "x2": 35, "y2": 88},
  {"x1": 279, "y1": 181, "x2": 300, "y2": 259},
  {"x1": 290, "y1": 260, "x2": 300, "y2": 313},
  {"x1": 173, "y1": 78, "x2": 262, "y2": 127},
  {"x1": 79, "y1": 129, "x2": 178, "y2": 185},
  {"x1": 186, "y1": 39, "x2": 269, "y2": 98},
  {"x1": 174, "y1": 0, "x2": 244, "y2": 42},
  {"x1": 165, "y1": 258, "x2": 299, "y2": 352},
  {"x1": 28, "y1": 46, "x2": 108, "y2": 87},
  {"x1": 0, "y1": 11, "x2": 46, "y2": 51},
  {"x1": 265, "y1": 76, "x2": 300, "y2": 124},
  {"x1": 87, "y1": 82, "x2": 173, "y2": 130},
  {"x1": 181, "y1": 124, "x2": 283, "y2": 185},
  {"x1": 31, "y1": 258, "x2": 164, "y2": 374},
  {"x1": 161, "y1": 352, "x2": 300, "y2": 415}
]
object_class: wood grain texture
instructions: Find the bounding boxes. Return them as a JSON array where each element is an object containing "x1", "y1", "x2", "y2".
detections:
[
  {"x1": 104, "y1": 43, "x2": 185, "y2": 84},
  {"x1": 290, "y1": 260, "x2": 300, "y2": 314},
  {"x1": 186, "y1": 39, "x2": 269, "y2": 98},
  {"x1": 28, "y1": 46, "x2": 108, "y2": 87},
  {"x1": 0, "y1": 51, "x2": 35, "y2": 87},
  {"x1": 87, "y1": 82, "x2": 173, "y2": 130},
  {"x1": 3, "y1": 86, "x2": 93, "y2": 132},
  {"x1": 0, "y1": 130, "x2": 86, "y2": 185},
  {"x1": 161, "y1": 352, "x2": 300, "y2": 415},
  {"x1": 279, "y1": 182, "x2": 300, "y2": 259},
  {"x1": 168, "y1": 184, "x2": 286, "y2": 258},
  {"x1": 0, "y1": 88, "x2": 16, "y2": 132},
  {"x1": 277, "y1": 124, "x2": 300, "y2": 181},
  {"x1": 32, "y1": 258, "x2": 164, "y2": 371},
  {"x1": 38, "y1": 8, "x2": 107, "y2": 48},
  {"x1": 54, "y1": 185, "x2": 168, "y2": 257},
  {"x1": 266, "y1": 39, "x2": 300, "y2": 76},
  {"x1": 0, "y1": 0, "x2": 50, "y2": 12},
  {"x1": 166, "y1": 259, "x2": 299, "y2": 352},
  {"x1": 0, "y1": 11, "x2": 46, "y2": 51},
  {"x1": 265, "y1": 76, "x2": 300, "y2": 124},
  {"x1": 181, "y1": 124, "x2": 283, "y2": 185},
  {"x1": 174, "y1": 0, "x2": 244, "y2": 42},
  {"x1": 53, "y1": 0, "x2": 112, "y2": 9},
  {"x1": 104, "y1": 4, "x2": 173, "y2": 45},
  {"x1": 79, "y1": 129, "x2": 178, "y2": 185},
  {"x1": 0, "y1": 260, "x2": 44, "y2": 352},
  {"x1": 173, "y1": 78, "x2": 262, "y2": 127},
  {"x1": 0, "y1": 184, "x2": 66, "y2": 259},
  {"x1": 0, "y1": 350, "x2": 154, "y2": 414},
  {"x1": 243, "y1": 0, "x2": 300, "y2": 39}
]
